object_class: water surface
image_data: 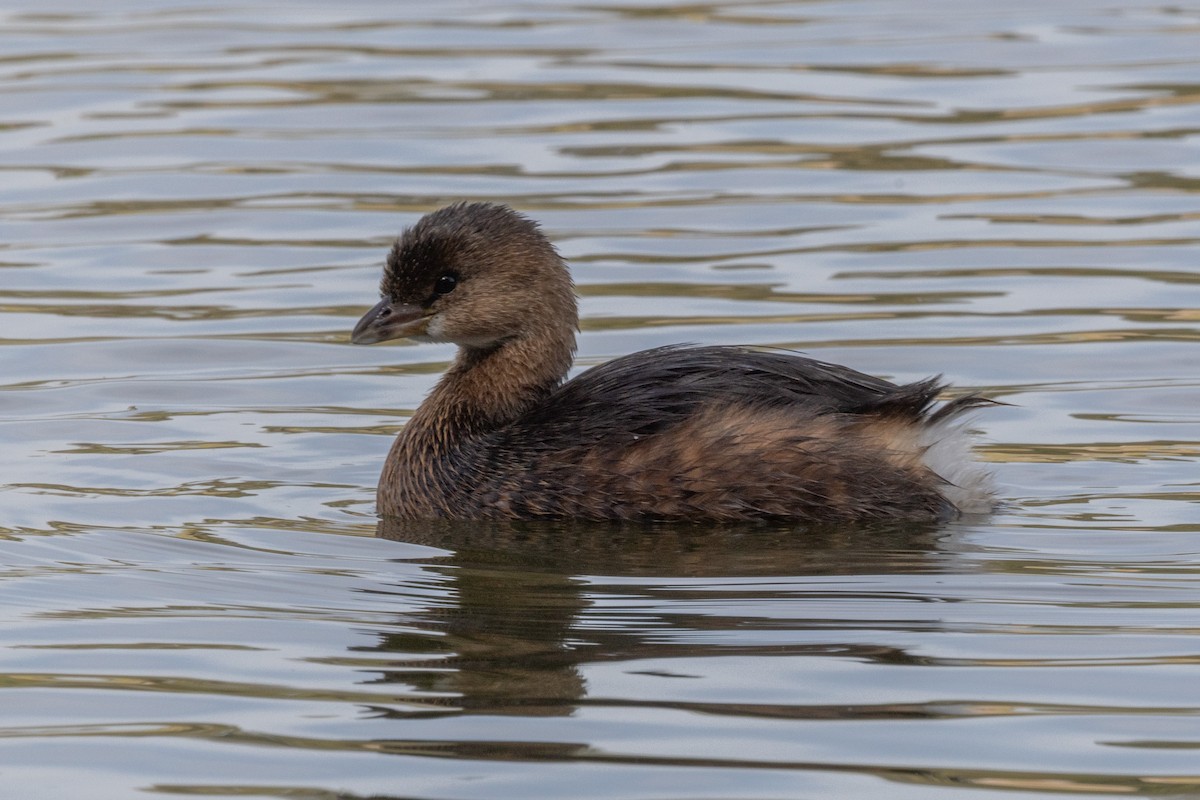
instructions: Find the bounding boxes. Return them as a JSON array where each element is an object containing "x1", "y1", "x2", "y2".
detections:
[{"x1": 2, "y1": 1, "x2": 1199, "y2": 798}]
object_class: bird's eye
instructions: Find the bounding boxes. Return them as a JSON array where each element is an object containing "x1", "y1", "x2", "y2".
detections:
[{"x1": 434, "y1": 274, "x2": 458, "y2": 295}]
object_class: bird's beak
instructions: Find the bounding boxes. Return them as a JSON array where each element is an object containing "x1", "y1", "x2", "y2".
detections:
[{"x1": 350, "y1": 298, "x2": 428, "y2": 344}]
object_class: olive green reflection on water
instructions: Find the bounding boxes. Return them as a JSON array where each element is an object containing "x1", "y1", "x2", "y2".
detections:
[{"x1": 375, "y1": 518, "x2": 947, "y2": 717}]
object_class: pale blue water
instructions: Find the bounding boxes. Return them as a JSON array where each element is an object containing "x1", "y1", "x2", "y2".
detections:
[{"x1": 1, "y1": 1, "x2": 1199, "y2": 798}]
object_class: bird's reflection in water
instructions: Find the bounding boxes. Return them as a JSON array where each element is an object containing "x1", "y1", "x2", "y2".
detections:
[{"x1": 367, "y1": 518, "x2": 953, "y2": 719}]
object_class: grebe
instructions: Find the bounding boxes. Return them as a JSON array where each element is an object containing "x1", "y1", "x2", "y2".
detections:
[{"x1": 351, "y1": 202, "x2": 993, "y2": 521}]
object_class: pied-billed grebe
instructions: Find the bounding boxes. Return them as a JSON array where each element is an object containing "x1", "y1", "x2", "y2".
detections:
[{"x1": 352, "y1": 202, "x2": 994, "y2": 522}]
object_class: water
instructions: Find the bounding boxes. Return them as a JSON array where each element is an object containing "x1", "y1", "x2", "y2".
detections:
[{"x1": 2, "y1": 1, "x2": 1199, "y2": 797}]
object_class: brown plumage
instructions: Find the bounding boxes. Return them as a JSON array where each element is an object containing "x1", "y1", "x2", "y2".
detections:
[{"x1": 351, "y1": 202, "x2": 995, "y2": 522}]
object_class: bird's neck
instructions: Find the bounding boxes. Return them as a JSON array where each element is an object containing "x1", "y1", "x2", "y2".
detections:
[{"x1": 408, "y1": 322, "x2": 577, "y2": 445}]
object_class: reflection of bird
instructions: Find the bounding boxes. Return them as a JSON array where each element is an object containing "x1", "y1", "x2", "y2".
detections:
[{"x1": 352, "y1": 202, "x2": 994, "y2": 522}]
